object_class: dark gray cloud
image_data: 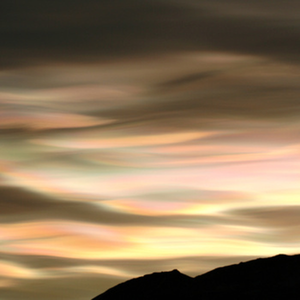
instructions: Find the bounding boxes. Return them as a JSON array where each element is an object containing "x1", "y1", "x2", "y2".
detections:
[
  {"x1": 89, "y1": 68, "x2": 300, "y2": 127},
  {"x1": 157, "y1": 71, "x2": 219, "y2": 90},
  {"x1": 1, "y1": 0, "x2": 300, "y2": 68},
  {"x1": 227, "y1": 205, "x2": 300, "y2": 228},
  {"x1": 0, "y1": 187, "x2": 223, "y2": 227},
  {"x1": 223, "y1": 205, "x2": 300, "y2": 244}
]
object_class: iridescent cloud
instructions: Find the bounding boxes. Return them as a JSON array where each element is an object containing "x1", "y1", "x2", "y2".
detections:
[{"x1": 1, "y1": 1, "x2": 300, "y2": 299}]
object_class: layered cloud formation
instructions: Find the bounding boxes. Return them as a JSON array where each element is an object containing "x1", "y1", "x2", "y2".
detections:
[{"x1": 1, "y1": 1, "x2": 300, "y2": 300}]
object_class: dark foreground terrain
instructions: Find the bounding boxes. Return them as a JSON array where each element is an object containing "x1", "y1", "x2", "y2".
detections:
[{"x1": 92, "y1": 254, "x2": 300, "y2": 299}]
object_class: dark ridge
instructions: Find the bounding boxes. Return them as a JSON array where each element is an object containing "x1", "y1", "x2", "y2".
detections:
[
  {"x1": 91, "y1": 254, "x2": 300, "y2": 300},
  {"x1": 92, "y1": 269, "x2": 192, "y2": 300}
]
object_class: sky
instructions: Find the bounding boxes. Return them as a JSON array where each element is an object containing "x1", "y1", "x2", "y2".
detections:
[{"x1": 1, "y1": 0, "x2": 300, "y2": 299}]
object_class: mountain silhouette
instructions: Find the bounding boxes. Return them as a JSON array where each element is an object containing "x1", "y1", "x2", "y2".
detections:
[{"x1": 92, "y1": 254, "x2": 300, "y2": 300}]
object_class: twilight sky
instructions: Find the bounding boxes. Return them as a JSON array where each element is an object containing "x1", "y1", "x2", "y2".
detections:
[{"x1": 1, "y1": 1, "x2": 300, "y2": 299}]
